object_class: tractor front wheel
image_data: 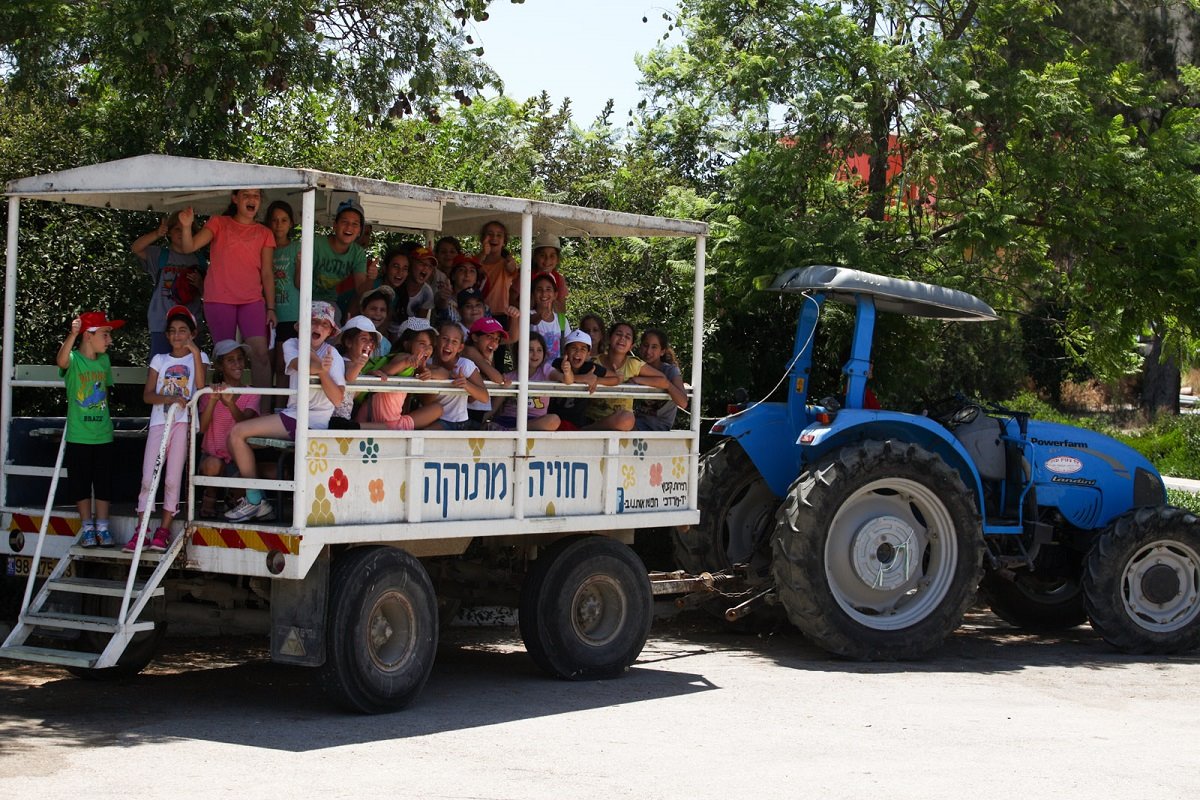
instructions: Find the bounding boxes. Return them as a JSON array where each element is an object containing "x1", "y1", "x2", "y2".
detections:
[
  {"x1": 772, "y1": 440, "x2": 983, "y2": 660},
  {"x1": 1083, "y1": 506, "x2": 1200, "y2": 654}
]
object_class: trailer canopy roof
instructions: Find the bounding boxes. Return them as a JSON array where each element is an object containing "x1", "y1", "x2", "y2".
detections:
[
  {"x1": 769, "y1": 265, "x2": 997, "y2": 322},
  {"x1": 5, "y1": 154, "x2": 708, "y2": 239}
]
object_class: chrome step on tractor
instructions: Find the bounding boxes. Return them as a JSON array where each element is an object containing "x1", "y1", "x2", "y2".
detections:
[{"x1": 674, "y1": 265, "x2": 1200, "y2": 658}]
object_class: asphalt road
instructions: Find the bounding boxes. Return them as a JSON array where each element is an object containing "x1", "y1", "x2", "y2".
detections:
[{"x1": 2, "y1": 610, "x2": 1198, "y2": 800}]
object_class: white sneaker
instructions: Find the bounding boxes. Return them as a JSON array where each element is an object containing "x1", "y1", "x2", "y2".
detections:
[{"x1": 224, "y1": 497, "x2": 274, "y2": 522}]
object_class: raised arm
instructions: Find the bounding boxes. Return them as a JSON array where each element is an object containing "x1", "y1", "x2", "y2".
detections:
[
  {"x1": 56, "y1": 318, "x2": 81, "y2": 370},
  {"x1": 176, "y1": 207, "x2": 214, "y2": 254},
  {"x1": 131, "y1": 217, "x2": 168, "y2": 259}
]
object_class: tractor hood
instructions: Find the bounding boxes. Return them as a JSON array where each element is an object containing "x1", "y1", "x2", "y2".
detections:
[{"x1": 769, "y1": 265, "x2": 998, "y2": 321}]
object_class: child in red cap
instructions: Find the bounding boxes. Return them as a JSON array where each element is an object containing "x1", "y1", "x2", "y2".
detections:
[{"x1": 55, "y1": 311, "x2": 125, "y2": 547}]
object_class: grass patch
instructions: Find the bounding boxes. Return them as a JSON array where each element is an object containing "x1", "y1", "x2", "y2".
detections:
[{"x1": 1167, "y1": 489, "x2": 1200, "y2": 514}]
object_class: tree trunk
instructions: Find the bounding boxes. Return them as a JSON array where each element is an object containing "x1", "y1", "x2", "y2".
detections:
[{"x1": 1142, "y1": 330, "x2": 1180, "y2": 418}]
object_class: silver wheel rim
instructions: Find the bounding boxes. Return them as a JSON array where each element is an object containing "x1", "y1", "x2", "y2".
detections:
[
  {"x1": 367, "y1": 590, "x2": 418, "y2": 672},
  {"x1": 1120, "y1": 538, "x2": 1200, "y2": 633},
  {"x1": 724, "y1": 479, "x2": 777, "y2": 564},
  {"x1": 571, "y1": 575, "x2": 628, "y2": 647},
  {"x1": 825, "y1": 477, "x2": 959, "y2": 630}
]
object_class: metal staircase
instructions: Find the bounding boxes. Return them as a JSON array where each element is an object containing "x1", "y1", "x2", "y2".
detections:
[{"x1": 1, "y1": 408, "x2": 182, "y2": 671}]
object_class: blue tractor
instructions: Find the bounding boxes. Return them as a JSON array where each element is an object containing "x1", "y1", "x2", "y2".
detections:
[{"x1": 675, "y1": 266, "x2": 1200, "y2": 658}]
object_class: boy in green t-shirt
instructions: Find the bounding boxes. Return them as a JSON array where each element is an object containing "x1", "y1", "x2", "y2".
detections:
[{"x1": 55, "y1": 311, "x2": 124, "y2": 547}]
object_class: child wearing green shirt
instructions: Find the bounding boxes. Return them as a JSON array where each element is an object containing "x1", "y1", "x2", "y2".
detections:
[{"x1": 55, "y1": 311, "x2": 124, "y2": 547}]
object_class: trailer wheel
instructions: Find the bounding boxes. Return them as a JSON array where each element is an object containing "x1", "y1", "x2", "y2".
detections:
[
  {"x1": 519, "y1": 536, "x2": 652, "y2": 680},
  {"x1": 980, "y1": 570, "x2": 1086, "y2": 631},
  {"x1": 1083, "y1": 506, "x2": 1200, "y2": 654},
  {"x1": 321, "y1": 546, "x2": 438, "y2": 713},
  {"x1": 672, "y1": 440, "x2": 780, "y2": 576},
  {"x1": 772, "y1": 440, "x2": 983, "y2": 659}
]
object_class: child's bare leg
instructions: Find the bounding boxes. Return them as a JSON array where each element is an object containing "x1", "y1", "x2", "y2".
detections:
[
  {"x1": 586, "y1": 410, "x2": 635, "y2": 431},
  {"x1": 227, "y1": 414, "x2": 290, "y2": 508},
  {"x1": 94, "y1": 499, "x2": 110, "y2": 520},
  {"x1": 246, "y1": 335, "x2": 271, "y2": 390},
  {"x1": 199, "y1": 455, "x2": 222, "y2": 515},
  {"x1": 75, "y1": 499, "x2": 93, "y2": 526},
  {"x1": 228, "y1": 418, "x2": 267, "y2": 481},
  {"x1": 530, "y1": 414, "x2": 561, "y2": 431},
  {"x1": 410, "y1": 402, "x2": 443, "y2": 429}
]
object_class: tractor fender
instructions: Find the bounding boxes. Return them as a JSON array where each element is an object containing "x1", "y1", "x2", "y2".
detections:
[
  {"x1": 710, "y1": 402, "x2": 800, "y2": 497},
  {"x1": 795, "y1": 411, "x2": 987, "y2": 511}
]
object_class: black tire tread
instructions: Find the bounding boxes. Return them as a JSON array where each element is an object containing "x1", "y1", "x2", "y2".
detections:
[
  {"x1": 519, "y1": 536, "x2": 652, "y2": 680},
  {"x1": 320, "y1": 546, "x2": 438, "y2": 713},
  {"x1": 980, "y1": 570, "x2": 1086, "y2": 632},
  {"x1": 671, "y1": 439, "x2": 777, "y2": 574},
  {"x1": 771, "y1": 439, "x2": 983, "y2": 660},
  {"x1": 1083, "y1": 505, "x2": 1200, "y2": 655}
]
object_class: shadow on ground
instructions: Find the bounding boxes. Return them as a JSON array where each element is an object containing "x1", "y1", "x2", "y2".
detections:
[
  {"x1": 650, "y1": 605, "x2": 1200, "y2": 676},
  {"x1": 2, "y1": 607, "x2": 1196, "y2": 754},
  {"x1": 0, "y1": 624, "x2": 716, "y2": 754}
]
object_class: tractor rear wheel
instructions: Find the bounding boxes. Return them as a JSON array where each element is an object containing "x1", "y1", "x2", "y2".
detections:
[
  {"x1": 672, "y1": 439, "x2": 779, "y2": 577},
  {"x1": 1083, "y1": 506, "x2": 1200, "y2": 654},
  {"x1": 772, "y1": 440, "x2": 983, "y2": 660}
]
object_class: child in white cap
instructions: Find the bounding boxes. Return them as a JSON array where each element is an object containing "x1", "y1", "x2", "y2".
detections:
[{"x1": 224, "y1": 301, "x2": 347, "y2": 522}]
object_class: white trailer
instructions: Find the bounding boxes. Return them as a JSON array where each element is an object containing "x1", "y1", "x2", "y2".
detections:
[{"x1": 0, "y1": 155, "x2": 708, "y2": 712}]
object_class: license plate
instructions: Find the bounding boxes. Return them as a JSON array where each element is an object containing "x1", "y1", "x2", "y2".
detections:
[{"x1": 6, "y1": 557, "x2": 74, "y2": 579}]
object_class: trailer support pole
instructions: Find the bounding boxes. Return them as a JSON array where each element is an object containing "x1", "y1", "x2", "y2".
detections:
[
  {"x1": 688, "y1": 235, "x2": 706, "y2": 512},
  {"x1": 1, "y1": 197, "x2": 21, "y2": 509},
  {"x1": 514, "y1": 211, "x2": 533, "y2": 521},
  {"x1": 293, "y1": 189, "x2": 316, "y2": 519}
]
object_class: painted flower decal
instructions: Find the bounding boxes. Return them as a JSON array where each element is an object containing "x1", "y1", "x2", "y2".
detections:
[
  {"x1": 621, "y1": 464, "x2": 636, "y2": 489},
  {"x1": 308, "y1": 485, "x2": 335, "y2": 525},
  {"x1": 307, "y1": 440, "x2": 328, "y2": 475},
  {"x1": 369, "y1": 479, "x2": 385, "y2": 503},
  {"x1": 328, "y1": 468, "x2": 349, "y2": 499},
  {"x1": 650, "y1": 462, "x2": 663, "y2": 487},
  {"x1": 632, "y1": 438, "x2": 648, "y2": 459},
  {"x1": 335, "y1": 437, "x2": 352, "y2": 455},
  {"x1": 469, "y1": 437, "x2": 485, "y2": 462},
  {"x1": 672, "y1": 456, "x2": 687, "y2": 479},
  {"x1": 359, "y1": 438, "x2": 379, "y2": 463}
]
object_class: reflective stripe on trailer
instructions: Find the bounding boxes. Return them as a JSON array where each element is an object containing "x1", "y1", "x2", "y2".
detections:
[
  {"x1": 10, "y1": 514, "x2": 79, "y2": 536},
  {"x1": 190, "y1": 526, "x2": 301, "y2": 555}
]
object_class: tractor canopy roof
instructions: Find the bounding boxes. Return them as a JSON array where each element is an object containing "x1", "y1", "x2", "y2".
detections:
[{"x1": 768, "y1": 265, "x2": 997, "y2": 322}]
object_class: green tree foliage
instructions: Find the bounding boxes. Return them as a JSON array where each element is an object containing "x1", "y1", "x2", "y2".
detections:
[
  {"x1": 0, "y1": 0, "x2": 501, "y2": 154},
  {"x1": 0, "y1": 84, "x2": 703, "y2": 410},
  {"x1": 637, "y1": 0, "x2": 1200, "y2": 410}
]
